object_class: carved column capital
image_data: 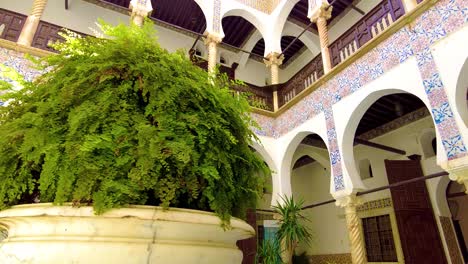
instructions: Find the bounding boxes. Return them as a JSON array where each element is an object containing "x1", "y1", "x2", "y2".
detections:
[
  {"x1": 263, "y1": 52, "x2": 284, "y2": 68},
  {"x1": 310, "y1": 2, "x2": 333, "y2": 23},
  {"x1": 203, "y1": 32, "x2": 223, "y2": 46},
  {"x1": 335, "y1": 195, "x2": 363, "y2": 210},
  {"x1": 130, "y1": 0, "x2": 153, "y2": 26},
  {"x1": 440, "y1": 156, "x2": 468, "y2": 194}
]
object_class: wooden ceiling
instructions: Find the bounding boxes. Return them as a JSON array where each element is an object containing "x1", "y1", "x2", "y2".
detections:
[
  {"x1": 101, "y1": 0, "x2": 355, "y2": 64},
  {"x1": 250, "y1": 36, "x2": 306, "y2": 64},
  {"x1": 356, "y1": 93, "x2": 425, "y2": 136},
  {"x1": 289, "y1": 0, "x2": 356, "y2": 29}
]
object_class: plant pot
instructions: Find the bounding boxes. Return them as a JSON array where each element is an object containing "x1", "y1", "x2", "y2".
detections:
[{"x1": 0, "y1": 203, "x2": 255, "y2": 263}]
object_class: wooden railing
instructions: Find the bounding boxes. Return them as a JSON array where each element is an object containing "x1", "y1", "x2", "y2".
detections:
[
  {"x1": 0, "y1": 0, "x2": 416, "y2": 113},
  {"x1": 329, "y1": 0, "x2": 405, "y2": 67},
  {"x1": 231, "y1": 83, "x2": 275, "y2": 111},
  {"x1": 0, "y1": 8, "x2": 27, "y2": 42},
  {"x1": 31, "y1": 21, "x2": 88, "y2": 52},
  {"x1": 278, "y1": 53, "x2": 323, "y2": 108}
]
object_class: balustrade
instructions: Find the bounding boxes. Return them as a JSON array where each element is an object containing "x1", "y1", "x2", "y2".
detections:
[
  {"x1": 31, "y1": 21, "x2": 87, "y2": 52},
  {"x1": 329, "y1": 0, "x2": 405, "y2": 67},
  {"x1": 277, "y1": 53, "x2": 323, "y2": 108},
  {"x1": 0, "y1": 8, "x2": 27, "y2": 42},
  {"x1": 0, "y1": 0, "x2": 419, "y2": 112},
  {"x1": 231, "y1": 83, "x2": 275, "y2": 111}
]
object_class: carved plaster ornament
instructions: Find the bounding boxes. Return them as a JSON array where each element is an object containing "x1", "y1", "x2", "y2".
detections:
[
  {"x1": 441, "y1": 156, "x2": 468, "y2": 194},
  {"x1": 130, "y1": 0, "x2": 153, "y2": 19},
  {"x1": 263, "y1": 52, "x2": 284, "y2": 67},
  {"x1": 203, "y1": 32, "x2": 223, "y2": 45},
  {"x1": 308, "y1": 0, "x2": 332, "y2": 22}
]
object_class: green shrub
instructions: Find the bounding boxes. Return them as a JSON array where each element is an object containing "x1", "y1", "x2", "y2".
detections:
[
  {"x1": 0, "y1": 21, "x2": 268, "y2": 225},
  {"x1": 256, "y1": 238, "x2": 283, "y2": 264}
]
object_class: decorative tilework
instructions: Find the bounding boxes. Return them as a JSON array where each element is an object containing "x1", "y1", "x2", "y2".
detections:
[
  {"x1": 439, "y1": 216, "x2": 464, "y2": 264},
  {"x1": 213, "y1": 0, "x2": 221, "y2": 33},
  {"x1": 308, "y1": 253, "x2": 352, "y2": 264},
  {"x1": 251, "y1": 0, "x2": 468, "y2": 184},
  {"x1": 0, "y1": 48, "x2": 44, "y2": 106},
  {"x1": 357, "y1": 198, "x2": 392, "y2": 212}
]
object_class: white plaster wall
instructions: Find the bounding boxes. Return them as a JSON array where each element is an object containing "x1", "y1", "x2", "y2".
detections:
[
  {"x1": 431, "y1": 24, "x2": 468, "y2": 147},
  {"x1": 236, "y1": 59, "x2": 269, "y2": 86},
  {"x1": 280, "y1": 49, "x2": 314, "y2": 83},
  {"x1": 290, "y1": 146, "x2": 349, "y2": 255},
  {"x1": 0, "y1": 0, "x2": 270, "y2": 85},
  {"x1": 328, "y1": 0, "x2": 381, "y2": 43}
]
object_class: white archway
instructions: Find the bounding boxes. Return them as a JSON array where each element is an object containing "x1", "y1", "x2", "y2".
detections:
[
  {"x1": 250, "y1": 139, "x2": 278, "y2": 208},
  {"x1": 455, "y1": 58, "x2": 468, "y2": 128},
  {"x1": 278, "y1": 129, "x2": 330, "y2": 200},
  {"x1": 281, "y1": 21, "x2": 320, "y2": 55},
  {"x1": 340, "y1": 89, "x2": 439, "y2": 192},
  {"x1": 220, "y1": 6, "x2": 268, "y2": 44}
]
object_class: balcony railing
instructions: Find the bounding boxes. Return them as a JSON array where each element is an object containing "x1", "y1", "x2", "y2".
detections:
[
  {"x1": 32, "y1": 21, "x2": 89, "y2": 52},
  {"x1": 0, "y1": 0, "x2": 417, "y2": 113},
  {"x1": 278, "y1": 53, "x2": 323, "y2": 108},
  {"x1": 231, "y1": 83, "x2": 275, "y2": 111},
  {"x1": 0, "y1": 8, "x2": 26, "y2": 42},
  {"x1": 329, "y1": 0, "x2": 405, "y2": 67}
]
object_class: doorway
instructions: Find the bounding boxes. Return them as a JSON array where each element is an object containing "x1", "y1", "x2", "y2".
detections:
[
  {"x1": 447, "y1": 181, "x2": 468, "y2": 263},
  {"x1": 385, "y1": 159, "x2": 447, "y2": 264}
]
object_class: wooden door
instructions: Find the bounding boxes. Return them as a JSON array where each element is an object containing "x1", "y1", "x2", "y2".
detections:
[
  {"x1": 385, "y1": 160, "x2": 447, "y2": 264},
  {"x1": 237, "y1": 209, "x2": 257, "y2": 264}
]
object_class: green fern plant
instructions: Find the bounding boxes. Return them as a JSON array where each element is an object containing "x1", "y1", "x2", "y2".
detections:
[
  {"x1": 0, "y1": 20, "x2": 269, "y2": 226},
  {"x1": 274, "y1": 196, "x2": 312, "y2": 264}
]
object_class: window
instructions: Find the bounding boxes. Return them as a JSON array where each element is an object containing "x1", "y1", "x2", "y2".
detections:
[
  {"x1": 362, "y1": 215, "x2": 398, "y2": 262},
  {"x1": 359, "y1": 159, "x2": 373, "y2": 180},
  {"x1": 220, "y1": 56, "x2": 226, "y2": 64}
]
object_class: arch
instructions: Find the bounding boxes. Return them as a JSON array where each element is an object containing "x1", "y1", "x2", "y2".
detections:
[
  {"x1": 281, "y1": 21, "x2": 320, "y2": 55},
  {"x1": 291, "y1": 145, "x2": 330, "y2": 170},
  {"x1": 193, "y1": 0, "x2": 211, "y2": 33},
  {"x1": 435, "y1": 175, "x2": 452, "y2": 217},
  {"x1": 279, "y1": 128, "x2": 331, "y2": 200},
  {"x1": 220, "y1": 9, "x2": 267, "y2": 44},
  {"x1": 250, "y1": 140, "x2": 278, "y2": 174},
  {"x1": 238, "y1": 29, "x2": 263, "y2": 67},
  {"x1": 455, "y1": 58, "x2": 468, "y2": 128},
  {"x1": 265, "y1": 0, "x2": 302, "y2": 55},
  {"x1": 250, "y1": 140, "x2": 278, "y2": 208},
  {"x1": 340, "y1": 88, "x2": 438, "y2": 189}
]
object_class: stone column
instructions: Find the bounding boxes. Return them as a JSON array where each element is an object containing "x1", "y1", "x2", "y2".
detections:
[
  {"x1": 264, "y1": 52, "x2": 284, "y2": 111},
  {"x1": 204, "y1": 33, "x2": 223, "y2": 74},
  {"x1": 401, "y1": 0, "x2": 419, "y2": 13},
  {"x1": 17, "y1": 0, "x2": 48, "y2": 46},
  {"x1": 130, "y1": 0, "x2": 153, "y2": 27},
  {"x1": 336, "y1": 195, "x2": 367, "y2": 264},
  {"x1": 310, "y1": 2, "x2": 333, "y2": 74}
]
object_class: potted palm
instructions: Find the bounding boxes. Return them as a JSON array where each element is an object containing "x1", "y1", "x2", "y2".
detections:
[
  {"x1": 274, "y1": 196, "x2": 312, "y2": 264},
  {"x1": 0, "y1": 21, "x2": 268, "y2": 263}
]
